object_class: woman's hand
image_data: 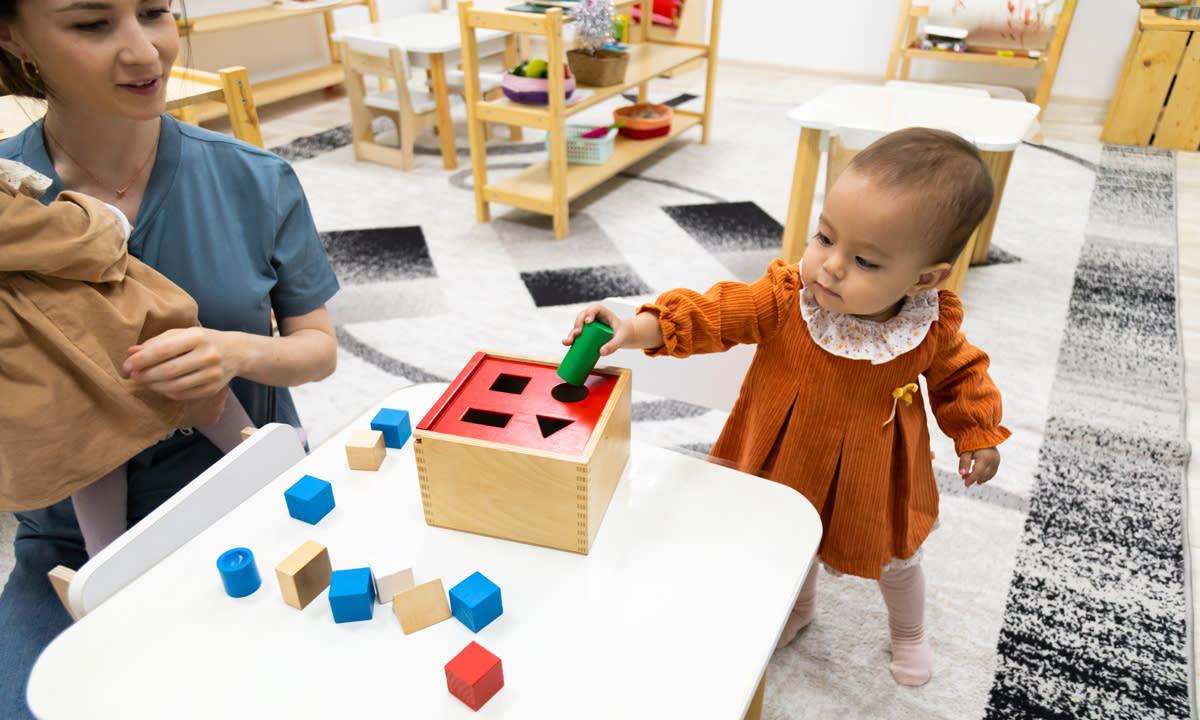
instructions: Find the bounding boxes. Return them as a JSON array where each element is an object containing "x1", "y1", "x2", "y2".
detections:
[
  {"x1": 124, "y1": 327, "x2": 245, "y2": 401},
  {"x1": 959, "y1": 447, "x2": 1000, "y2": 487}
]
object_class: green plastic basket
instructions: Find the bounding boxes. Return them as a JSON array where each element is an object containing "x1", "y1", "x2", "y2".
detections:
[{"x1": 547, "y1": 125, "x2": 618, "y2": 165}]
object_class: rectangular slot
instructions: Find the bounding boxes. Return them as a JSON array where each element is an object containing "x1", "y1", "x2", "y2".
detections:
[
  {"x1": 461, "y1": 409, "x2": 512, "y2": 428},
  {"x1": 490, "y1": 374, "x2": 531, "y2": 394}
]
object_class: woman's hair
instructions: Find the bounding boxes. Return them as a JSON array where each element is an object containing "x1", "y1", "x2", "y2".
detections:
[
  {"x1": 0, "y1": 0, "x2": 189, "y2": 99},
  {"x1": 846, "y1": 127, "x2": 995, "y2": 264},
  {"x1": 0, "y1": 1, "x2": 41, "y2": 98}
]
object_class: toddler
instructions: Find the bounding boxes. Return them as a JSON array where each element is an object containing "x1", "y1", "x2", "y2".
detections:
[
  {"x1": 0, "y1": 159, "x2": 252, "y2": 556},
  {"x1": 563, "y1": 127, "x2": 1010, "y2": 686}
]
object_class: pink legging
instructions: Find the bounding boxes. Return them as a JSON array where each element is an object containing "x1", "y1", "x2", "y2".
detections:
[
  {"x1": 777, "y1": 561, "x2": 932, "y2": 686},
  {"x1": 72, "y1": 391, "x2": 254, "y2": 557}
]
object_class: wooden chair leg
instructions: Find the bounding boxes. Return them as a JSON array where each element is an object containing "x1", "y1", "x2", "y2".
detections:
[
  {"x1": 48, "y1": 565, "x2": 79, "y2": 622},
  {"x1": 399, "y1": 111, "x2": 417, "y2": 171},
  {"x1": 344, "y1": 69, "x2": 375, "y2": 162},
  {"x1": 886, "y1": 0, "x2": 913, "y2": 81},
  {"x1": 217, "y1": 66, "x2": 264, "y2": 148}
]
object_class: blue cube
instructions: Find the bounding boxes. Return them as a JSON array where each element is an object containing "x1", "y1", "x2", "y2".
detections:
[
  {"x1": 284, "y1": 475, "x2": 335, "y2": 525},
  {"x1": 370, "y1": 408, "x2": 412, "y2": 449},
  {"x1": 449, "y1": 571, "x2": 503, "y2": 633},
  {"x1": 329, "y1": 568, "x2": 375, "y2": 623}
]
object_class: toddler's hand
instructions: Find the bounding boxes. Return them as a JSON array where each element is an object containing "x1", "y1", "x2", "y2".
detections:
[
  {"x1": 959, "y1": 447, "x2": 1000, "y2": 487},
  {"x1": 564, "y1": 302, "x2": 625, "y2": 356}
]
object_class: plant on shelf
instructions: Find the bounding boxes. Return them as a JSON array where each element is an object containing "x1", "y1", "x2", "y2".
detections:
[
  {"x1": 571, "y1": 0, "x2": 616, "y2": 54},
  {"x1": 566, "y1": 0, "x2": 629, "y2": 86}
]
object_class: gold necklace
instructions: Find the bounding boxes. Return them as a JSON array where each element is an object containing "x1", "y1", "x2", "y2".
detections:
[{"x1": 43, "y1": 126, "x2": 158, "y2": 199}]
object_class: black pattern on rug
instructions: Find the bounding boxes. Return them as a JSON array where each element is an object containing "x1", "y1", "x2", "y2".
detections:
[
  {"x1": 321, "y1": 227, "x2": 435, "y2": 283},
  {"x1": 521, "y1": 263, "x2": 652, "y2": 307},
  {"x1": 984, "y1": 145, "x2": 1191, "y2": 719}
]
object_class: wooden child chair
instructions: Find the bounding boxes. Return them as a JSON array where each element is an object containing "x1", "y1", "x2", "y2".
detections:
[
  {"x1": 341, "y1": 41, "x2": 515, "y2": 171},
  {"x1": 342, "y1": 43, "x2": 441, "y2": 171}
]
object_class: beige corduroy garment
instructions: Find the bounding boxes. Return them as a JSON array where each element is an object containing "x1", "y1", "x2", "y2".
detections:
[{"x1": 0, "y1": 161, "x2": 198, "y2": 512}]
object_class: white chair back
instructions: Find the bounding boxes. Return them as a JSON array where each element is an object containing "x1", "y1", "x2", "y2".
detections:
[{"x1": 67, "y1": 423, "x2": 305, "y2": 618}]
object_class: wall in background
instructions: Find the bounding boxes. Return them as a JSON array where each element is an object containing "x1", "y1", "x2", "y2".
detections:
[{"x1": 182, "y1": 0, "x2": 1133, "y2": 104}]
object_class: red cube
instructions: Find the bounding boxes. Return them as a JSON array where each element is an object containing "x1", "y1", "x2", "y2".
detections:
[{"x1": 445, "y1": 641, "x2": 504, "y2": 711}]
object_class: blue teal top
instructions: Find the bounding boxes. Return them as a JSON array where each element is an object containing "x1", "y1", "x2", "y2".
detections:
[{"x1": 0, "y1": 114, "x2": 339, "y2": 430}]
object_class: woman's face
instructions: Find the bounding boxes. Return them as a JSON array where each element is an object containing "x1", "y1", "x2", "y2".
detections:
[{"x1": 0, "y1": 0, "x2": 178, "y2": 121}]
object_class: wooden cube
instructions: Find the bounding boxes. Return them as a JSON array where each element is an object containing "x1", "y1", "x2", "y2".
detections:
[
  {"x1": 393, "y1": 578, "x2": 451, "y2": 634},
  {"x1": 240, "y1": 426, "x2": 256, "y2": 442},
  {"x1": 372, "y1": 567, "x2": 414, "y2": 605},
  {"x1": 413, "y1": 351, "x2": 631, "y2": 554},
  {"x1": 345, "y1": 429, "x2": 386, "y2": 471},
  {"x1": 275, "y1": 540, "x2": 332, "y2": 610}
]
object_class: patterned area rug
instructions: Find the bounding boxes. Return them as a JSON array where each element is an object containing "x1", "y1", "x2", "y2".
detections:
[{"x1": 984, "y1": 146, "x2": 1192, "y2": 719}]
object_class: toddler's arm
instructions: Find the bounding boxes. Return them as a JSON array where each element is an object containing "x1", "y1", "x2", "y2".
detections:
[{"x1": 563, "y1": 302, "x2": 665, "y2": 356}]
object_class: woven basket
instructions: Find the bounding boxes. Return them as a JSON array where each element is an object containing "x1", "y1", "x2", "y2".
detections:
[{"x1": 566, "y1": 49, "x2": 629, "y2": 87}]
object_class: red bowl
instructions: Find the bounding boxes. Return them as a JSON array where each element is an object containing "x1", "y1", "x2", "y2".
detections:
[{"x1": 613, "y1": 103, "x2": 674, "y2": 139}]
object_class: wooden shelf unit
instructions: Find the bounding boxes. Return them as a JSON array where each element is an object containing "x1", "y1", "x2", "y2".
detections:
[
  {"x1": 456, "y1": 0, "x2": 722, "y2": 240},
  {"x1": 897, "y1": 47, "x2": 1040, "y2": 70},
  {"x1": 175, "y1": 0, "x2": 379, "y2": 123},
  {"x1": 1101, "y1": 8, "x2": 1200, "y2": 151},
  {"x1": 885, "y1": 0, "x2": 1077, "y2": 119}
]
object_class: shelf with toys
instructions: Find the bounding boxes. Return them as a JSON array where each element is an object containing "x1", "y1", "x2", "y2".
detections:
[{"x1": 456, "y1": 0, "x2": 721, "y2": 240}]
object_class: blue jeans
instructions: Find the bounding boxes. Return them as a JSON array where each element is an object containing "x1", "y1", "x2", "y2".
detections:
[{"x1": 0, "y1": 432, "x2": 221, "y2": 719}]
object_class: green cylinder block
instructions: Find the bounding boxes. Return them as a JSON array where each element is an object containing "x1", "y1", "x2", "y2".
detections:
[{"x1": 557, "y1": 320, "x2": 614, "y2": 386}]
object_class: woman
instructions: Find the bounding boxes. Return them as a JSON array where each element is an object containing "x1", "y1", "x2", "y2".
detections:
[{"x1": 0, "y1": 1, "x2": 339, "y2": 716}]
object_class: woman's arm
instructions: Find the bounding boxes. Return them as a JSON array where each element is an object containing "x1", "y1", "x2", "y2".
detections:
[{"x1": 123, "y1": 305, "x2": 337, "y2": 400}]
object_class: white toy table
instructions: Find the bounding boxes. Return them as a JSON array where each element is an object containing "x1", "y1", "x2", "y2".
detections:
[
  {"x1": 28, "y1": 383, "x2": 820, "y2": 719},
  {"x1": 781, "y1": 82, "x2": 1041, "y2": 292}
]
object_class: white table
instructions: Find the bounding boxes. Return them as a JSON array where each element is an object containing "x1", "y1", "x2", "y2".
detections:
[
  {"x1": 28, "y1": 383, "x2": 820, "y2": 719},
  {"x1": 331, "y1": 13, "x2": 515, "y2": 170},
  {"x1": 781, "y1": 82, "x2": 1041, "y2": 292}
]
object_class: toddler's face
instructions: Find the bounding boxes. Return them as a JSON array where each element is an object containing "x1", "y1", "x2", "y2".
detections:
[{"x1": 801, "y1": 169, "x2": 946, "y2": 323}]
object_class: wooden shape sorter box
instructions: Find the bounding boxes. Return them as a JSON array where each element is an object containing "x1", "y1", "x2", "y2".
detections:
[{"x1": 413, "y1": 351, "x2": 632, "y2": 555}]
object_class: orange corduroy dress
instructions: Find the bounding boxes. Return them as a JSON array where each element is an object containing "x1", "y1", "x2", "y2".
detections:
[{"x1": 641, "y1": 259, "x2": 1011, "y2": 579}]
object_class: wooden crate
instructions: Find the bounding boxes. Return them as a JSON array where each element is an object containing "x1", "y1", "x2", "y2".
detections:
[
  {"x1": 413, "y1": 351, "x2": 631, "y2": 555},
  {"x1": 1101, "y1": 8, "x2": 1200, "y2": 151}
]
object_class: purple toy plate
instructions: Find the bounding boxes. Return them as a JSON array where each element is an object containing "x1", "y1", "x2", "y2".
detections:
[{"x1": 500, "y1": 73, "x2": 576, "y2": 104}]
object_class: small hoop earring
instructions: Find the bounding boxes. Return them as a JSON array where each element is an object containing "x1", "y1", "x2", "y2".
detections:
[{"x1": 20, "y1": 58, "x2": 39, "y2": 84}]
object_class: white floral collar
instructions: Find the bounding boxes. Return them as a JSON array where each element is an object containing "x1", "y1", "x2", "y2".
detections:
[{"x1": 798, "y1": 272, "x2": 939, "y2": 364}]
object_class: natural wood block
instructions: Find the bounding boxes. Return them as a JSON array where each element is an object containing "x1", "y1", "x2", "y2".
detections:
[
  {"x1": 345, "y1": 429, "x2": 386, "y2": 471},
  {"x1": 47, "y1": 565, "x2": 79, "y2": 621},
  {"x1": 373, "y1": 567, "x2": 414, "y2": 605},
  {"x1": 240, "y1": 426, "x2": 256, "y2": 442},
  {"x1": 393, "y1": 578, "x2": 451, "y2": 634},
  {"x1": 275, "y1": 540, "x2": 332, "y2": 610},
  {"x1": 413, "y1": 351, "x2": 631, "y2": 555}
]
